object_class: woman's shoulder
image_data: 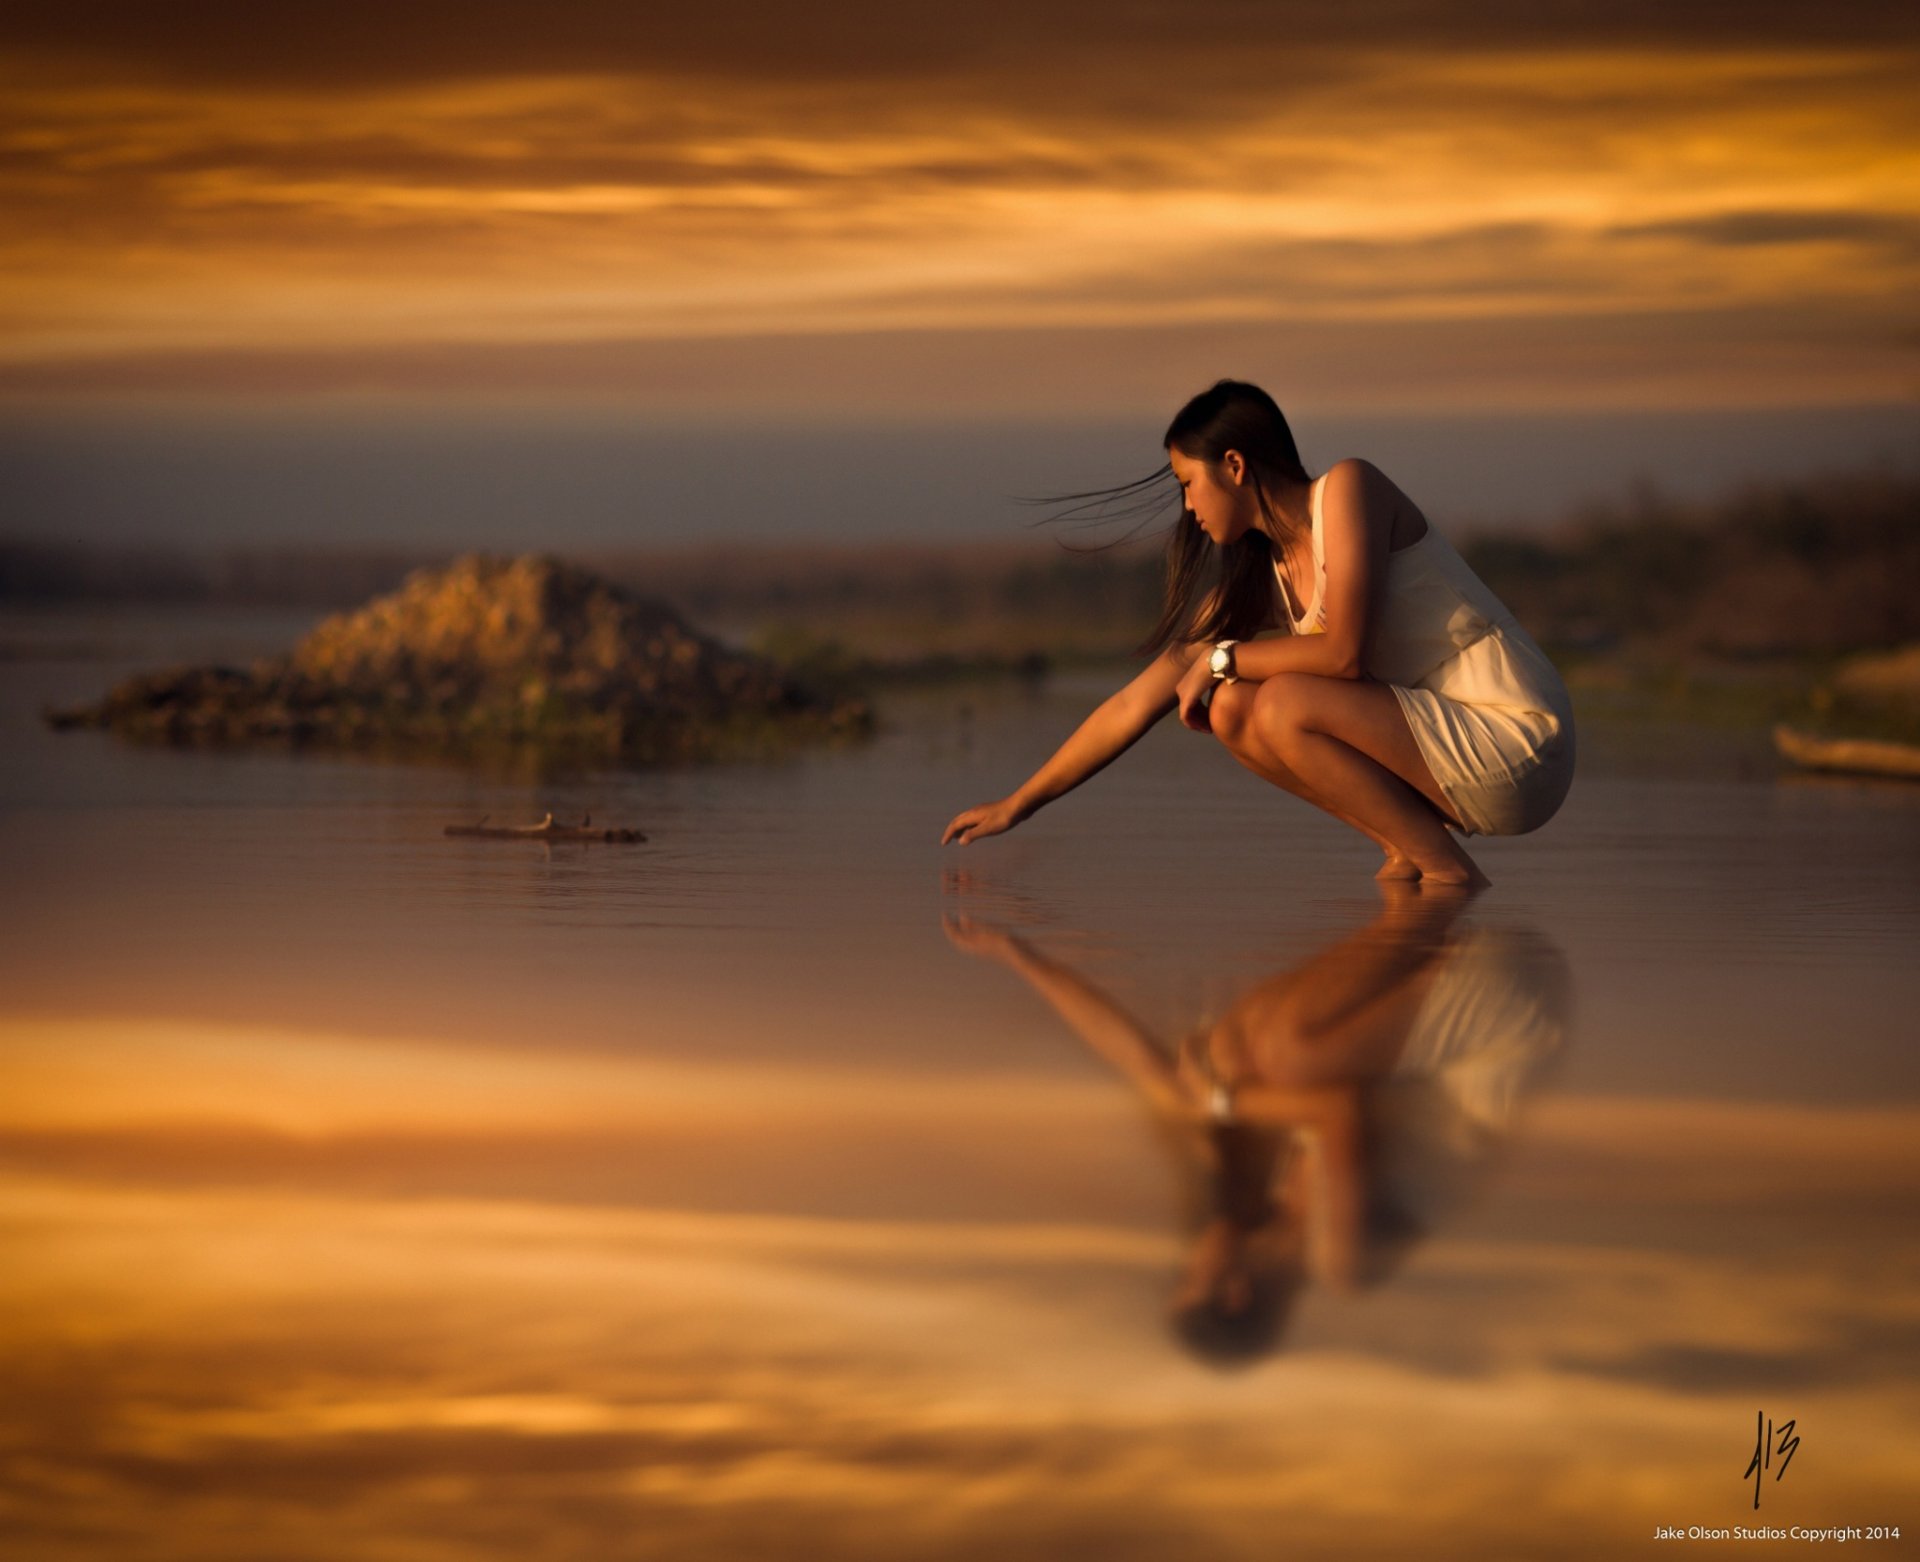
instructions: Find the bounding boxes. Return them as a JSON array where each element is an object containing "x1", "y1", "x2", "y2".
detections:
[
  {"x1": 1320, "y1": 458, "x2": 1431, "y2": 549},
  {"x1": 1320, "y1": 458, "x2": 1397, "y2": 537},
  {"x1": 1318, "y1": 456, "x2": 1394, "y2": 496}
]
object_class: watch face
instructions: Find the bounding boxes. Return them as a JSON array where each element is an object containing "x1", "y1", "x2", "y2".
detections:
[{"x1": 1210, "y1": 647, "x2": 1229, "y2": 674}]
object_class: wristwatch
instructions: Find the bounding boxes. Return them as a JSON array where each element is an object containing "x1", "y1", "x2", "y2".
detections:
[{"x1": 1208, "y1": 639, "x2": 1240, "y2": 683}]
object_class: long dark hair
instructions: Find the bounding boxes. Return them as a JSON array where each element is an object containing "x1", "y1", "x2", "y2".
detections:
[
  {"x1": 1037, "y1": 379, "x2": 1311, "y2": 657},
  {"x1": 1151, "y1": 379, "x2": 1311, "y2": 655}
]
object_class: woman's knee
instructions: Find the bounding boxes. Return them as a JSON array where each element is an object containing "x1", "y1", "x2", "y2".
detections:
[
  {"x1": 1209, "y1": 679, "x2": 1258, "y2": 746},
  {"x1": 1251, "y1": 673, "x2": 1319, "y2": 754}
]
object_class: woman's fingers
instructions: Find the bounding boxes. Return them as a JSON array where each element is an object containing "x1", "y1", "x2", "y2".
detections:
[
  {"x1": 943, "y1": 799, "x2": 1022, "y2": 845},
  {"x1": 1174, "y1": 668, "x2": 1214, "y2": 733},
  {"x1": 942, "y1": 807, "x2": 987, "y2": 845}
]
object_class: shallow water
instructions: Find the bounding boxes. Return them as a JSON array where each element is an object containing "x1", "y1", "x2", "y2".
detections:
[{"x1": 2, "y1": 605, "x2": 1916, "y2": 1559}]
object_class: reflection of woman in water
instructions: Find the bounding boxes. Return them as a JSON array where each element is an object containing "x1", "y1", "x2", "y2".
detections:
[
  {"x1": 942, "y1": 380, "x2": 1575, "y2": 887},
  {"x1": 945, "y1": 885, "x2": 1570, "y2": 1365}
]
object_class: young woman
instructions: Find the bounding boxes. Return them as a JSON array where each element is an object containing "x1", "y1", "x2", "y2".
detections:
[{"x1": 940, "y1": 380, "x2": 1576, "y2": 886}]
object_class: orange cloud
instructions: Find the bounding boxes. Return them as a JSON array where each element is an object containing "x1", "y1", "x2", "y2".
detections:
[
  {"x1": 1, "y1": 1081, "x2": 1914, "y2": 1557},
  {"x1": 0, "y1": 30, "x2": 1914, "y2": 412}
]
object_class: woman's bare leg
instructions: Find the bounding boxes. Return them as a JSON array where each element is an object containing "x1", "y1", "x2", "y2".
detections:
[
  {"x1": 1210, "y1": 685, "x2": 1419, "y2": 878},
  {"x1": 1211, "y1": 675, "x2": 1487, "y2": 887}
]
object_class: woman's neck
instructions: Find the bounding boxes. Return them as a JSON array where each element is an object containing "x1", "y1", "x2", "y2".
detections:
[{"x1": 1254, "y1": 475, "x2": 1314, "y2": 548}]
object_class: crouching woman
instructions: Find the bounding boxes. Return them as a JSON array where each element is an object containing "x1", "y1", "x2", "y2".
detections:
[{"x1": 941, "y1": 379, "x2": 1574, "y2": 886}]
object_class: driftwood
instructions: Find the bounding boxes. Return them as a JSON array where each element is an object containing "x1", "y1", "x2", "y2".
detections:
[
  {"x1": 1772, "y1": 725, "x2": 1920, "y2": 782},
  {"x1": 445, "y1": 811, "x2": 647, "y2": 842}
]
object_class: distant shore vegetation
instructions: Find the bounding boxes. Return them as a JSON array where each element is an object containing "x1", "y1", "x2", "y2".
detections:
[{"x1": 7, "y1": 468, "x2": 1918, "y2": 739}]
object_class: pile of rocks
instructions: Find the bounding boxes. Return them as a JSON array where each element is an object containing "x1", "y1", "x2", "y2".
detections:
[{"x1": 45, "y1": 553, "x2": 872, "y2": 762}]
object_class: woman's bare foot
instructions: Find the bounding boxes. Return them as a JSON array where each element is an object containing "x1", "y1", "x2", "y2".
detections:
[
  {"x1": 1375, "y1": 850, "x2": 1421, "y2": 881},
  {"x1": 1405, "y1": 838, "x2": 1491, "y2": 890},
  {"x1": 1413, "y1": 859, "x2": 1491, "y2": 890}
]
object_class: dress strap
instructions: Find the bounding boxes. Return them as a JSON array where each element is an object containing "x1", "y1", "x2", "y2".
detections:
[{"x1": 1276, "y1": 474, "x2": 1330, "y2": 631}]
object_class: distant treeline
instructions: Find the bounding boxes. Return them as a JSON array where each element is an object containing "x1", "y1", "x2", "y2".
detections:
[
  {"x1": 1462, "y1": 470, "x2": 1920, "y2": 659},
  {"x1": 0, "y1": 542, "x2": 431, "y2": 609},
  {"x1": 5, "y1": 469, "x2": 1916, "y2": 662},
  {"x1": 0, "y1": 533, "x2": 1166, "y2": 661}
]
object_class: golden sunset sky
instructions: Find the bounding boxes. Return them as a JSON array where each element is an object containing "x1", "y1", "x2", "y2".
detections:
[{"x1": 4, "y1": 0, "x2": 1917, "y2": 417}]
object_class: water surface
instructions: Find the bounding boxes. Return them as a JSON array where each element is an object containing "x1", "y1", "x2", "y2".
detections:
[{"x1": 2, "y1": 606, "x2": 1916, "y2": 1558}]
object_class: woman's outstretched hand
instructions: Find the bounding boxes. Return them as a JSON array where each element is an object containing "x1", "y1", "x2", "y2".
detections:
[{"x1": 941, "y1": 796, "x2": 1027, "y2": 845}]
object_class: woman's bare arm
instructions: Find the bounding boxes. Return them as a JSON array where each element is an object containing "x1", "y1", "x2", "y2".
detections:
[
  {"x1": 941, "y1": 643, "x2": 1195, "y2": 844},
  {"x1": 1168, "y1": 459, "x2": 1395, "y2": 726},
  {"x1": 942, "y1": 914, "x2": 1189, "y2": 1116}
]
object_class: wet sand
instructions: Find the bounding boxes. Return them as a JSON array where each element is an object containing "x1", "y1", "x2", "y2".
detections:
[{"x1": 2, "y1": 607, "x2": 1916, "y2": 1558}]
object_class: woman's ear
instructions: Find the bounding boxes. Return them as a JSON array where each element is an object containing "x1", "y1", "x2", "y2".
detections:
[{"x1": 1221, "y1": 449, "x2": 1247, "y2": 486}]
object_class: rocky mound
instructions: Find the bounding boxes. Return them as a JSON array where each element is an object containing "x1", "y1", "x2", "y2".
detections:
[{"x1": 44, "y1": 553, "x2": 872, "y2": 761}]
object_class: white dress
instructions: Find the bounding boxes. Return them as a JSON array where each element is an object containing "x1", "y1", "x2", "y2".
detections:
[{"x1": 1276, "y1": 474, "x2": 1576, "y2": 837}]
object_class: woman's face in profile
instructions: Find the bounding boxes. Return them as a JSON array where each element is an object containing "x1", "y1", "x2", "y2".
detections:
[{"x1": 1169, "y1": 448, "x2": 1255, "y2": 546}]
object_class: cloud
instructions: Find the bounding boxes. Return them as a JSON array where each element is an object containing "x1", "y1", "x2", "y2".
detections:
[
  {"x1": 5, "y1": 0, "x2": 1917, "y2": 92},
  {"x1": 0, "y1": 22, "x2": 1914, "y2": 412},
  {"x1": 2, "y1": 303, "x2": 1911, "y2": 415},
  {"x1": 1608, "y1": 209, "x2": 1920, "y2": 251},
  {"x1": 1, "y1": 1085, "x2": 1915, "y2": 1559}
]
